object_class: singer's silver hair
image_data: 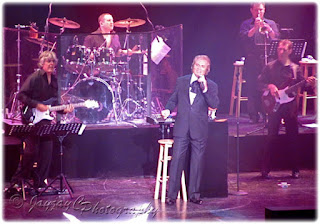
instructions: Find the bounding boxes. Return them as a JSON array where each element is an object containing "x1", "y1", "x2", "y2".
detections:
[
  {"x1": 38, "y1": 51, "x2": 58, "y2": 68},
  {"x1": 191, "y1": 55, "x2": 211, "y2": 74},
  {"x1": 251, "y1": 2, "x2": 265, "y2": 9}
]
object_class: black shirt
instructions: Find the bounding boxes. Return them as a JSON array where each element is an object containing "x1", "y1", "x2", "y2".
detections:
[
  {"x1": 240, "y1": 17, "x2": 280, "y2": 57},
  {"x1": 83, "y1": 28, "x2": 121, "y2": 54},
  {"x1": 259, "y1": 59, "x2": 304, "y2": 91},
  {"x1": 17, "y1": 69, "x2": 58, "y2": 108}
]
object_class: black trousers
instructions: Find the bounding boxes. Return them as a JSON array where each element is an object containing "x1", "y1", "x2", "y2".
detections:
[
  {"x1": 244, "y1": 55, "x2": 265, "y2": 120},
  {"x1": 11, "y1": 120, "x2": 53, "y2": 186},
  {"x1": 167, "y1": 136, "x2": 207, "y2": 200},
  {"x1": 262, "y1": 101, "x2": 300, "y2": 173}
]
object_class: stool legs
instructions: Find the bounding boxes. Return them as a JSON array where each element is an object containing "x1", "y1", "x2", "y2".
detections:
[
  {"x1": 154, "y1": 144, "x2": 164, "y2": 200},
  {"x1": 154, "y1": 140, "x2": 188, "y2": 203},
  {"x1": 161, "y1": 144, "x2": 169, "y2": 202}
]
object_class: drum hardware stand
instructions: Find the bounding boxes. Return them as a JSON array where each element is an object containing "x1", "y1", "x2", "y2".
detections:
[
  {"x1": 40, "y1": 3, "x2": 53, "y2": 54},
  {"x1": 123, "y1": 25, "x2": 134, "y2": 117},
  {"x1": 50, "y1": 23, "x2": 65, "y2": 52},
  {"x1": 8, "y1": 24, "x2": 26, "y2": 121}
]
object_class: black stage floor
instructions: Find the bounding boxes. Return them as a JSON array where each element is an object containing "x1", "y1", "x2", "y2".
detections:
[{"x1": 3, "y1": 170, "x2": 316, "y2": 221}]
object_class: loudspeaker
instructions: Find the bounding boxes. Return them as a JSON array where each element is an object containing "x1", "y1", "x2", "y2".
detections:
[{"x1": 265, "y1": 206, "x2": 316, "y2": 220}]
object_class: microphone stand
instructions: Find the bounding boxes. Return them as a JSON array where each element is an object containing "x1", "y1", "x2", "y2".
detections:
[
  {"x1": 229, "y1": 70, "x2": 248, "y2": 196},
  {"x1": 246, "y1": 31, "x2": 269, "y2": 136}
]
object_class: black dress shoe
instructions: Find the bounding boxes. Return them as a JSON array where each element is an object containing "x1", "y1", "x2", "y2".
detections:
[
  {"x1": 261, "y1": 171, "x2": 270, "y2": 179},
  {"x1": 189, "y1": 198, "x2": 203, "y2": 205},
  {"x1": 292, "y1": 171, "x2": 300, "y2": 179},
  {"x1": 165, "y1": 198, "x2": 175, "y2": 205}
]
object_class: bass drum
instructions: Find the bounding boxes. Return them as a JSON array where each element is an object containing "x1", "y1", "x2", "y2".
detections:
[{"x1": 69, "y1": 77, "x2": 114, "y2": 124}]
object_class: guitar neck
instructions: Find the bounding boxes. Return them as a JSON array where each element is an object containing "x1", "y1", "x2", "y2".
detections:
[
  {"x1": 49, "y1": 102, "x2": 85, "y2": 112},
  {"x1": 284, "y1": 80, "x2": 306, "y2": 95}
]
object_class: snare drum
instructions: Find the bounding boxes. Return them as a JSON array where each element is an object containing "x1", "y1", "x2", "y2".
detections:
[
  {"x1": 93, "y1": 47, "x2": 115, "y2": 72},
  {"x1": 69, "y1": 77, "x2": 115, "y2": 124},
  {"x1": 64, "y1": 45, "x2": 90, "y2": 73}
]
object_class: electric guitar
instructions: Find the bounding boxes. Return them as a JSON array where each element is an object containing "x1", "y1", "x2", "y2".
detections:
[
  {"x1": 22, "y1": 98, "x2": 99, "y2": 125},
  {"x1": 262, "y1": 79, "x2": 306, "y2": 113}
]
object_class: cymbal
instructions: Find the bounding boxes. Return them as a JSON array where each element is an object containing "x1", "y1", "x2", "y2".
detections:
[
  {"x1": 114, "y1": 18, "x2": 146, "y2": 28},
  {"x1": 5, "y1": 63, "x2": 22, "y2": 67},
  {"x1": 49, "y1": 17, "x2": 80, "y2": 29},
  {"x1": 26, "y1": 37, "x2": 56, "y2": 49}
]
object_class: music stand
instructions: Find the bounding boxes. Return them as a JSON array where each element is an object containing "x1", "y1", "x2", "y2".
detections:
[
  {"x1": 5, "y1": 125, "x2": 39, "y2": 200},
  {"x1": 38, "y1": 123, "x2": 86, "y2": 198},
  {"x1": 269, "y1": 39, "x2": 307, "y2": 63}
]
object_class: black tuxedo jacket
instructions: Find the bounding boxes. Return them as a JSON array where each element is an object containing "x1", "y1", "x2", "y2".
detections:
[{"x1": 165, "y1": 74, "x2": 219, "y2": 140}]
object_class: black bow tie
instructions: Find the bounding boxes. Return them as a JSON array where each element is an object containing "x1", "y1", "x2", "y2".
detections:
[{"x1": 190, "y1": 81, "x2": 200, "y2": 94}]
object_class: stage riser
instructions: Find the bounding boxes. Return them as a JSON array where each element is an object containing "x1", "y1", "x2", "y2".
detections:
[
  {"x1": 4, "y1": 123, "x2": 315, "y2": 187},
  {"x1": 4, "y1": 122, "x2": 229, "y2": 197},
  {"x1": 228, "y1": 134, "x2": 316, "y2": 173}
]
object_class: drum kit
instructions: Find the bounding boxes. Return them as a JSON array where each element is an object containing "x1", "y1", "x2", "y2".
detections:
[
  {"x1": 6, "y1": 17, "x2": 150, "y2": 124},
  {"x1": 52, "y1": 17, "x2": 148, "y2": 124}
]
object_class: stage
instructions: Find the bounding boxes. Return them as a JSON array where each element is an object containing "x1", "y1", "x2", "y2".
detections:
[
  {"x1": 3, "y1": 113, "x2": 317, "y2": 221},
  {"x1": 3, "y1": 170, "x2": 316, "y2": 221}
]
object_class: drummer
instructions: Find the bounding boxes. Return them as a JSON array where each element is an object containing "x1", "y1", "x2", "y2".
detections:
[{"x1": 83, "y1": 13, "x2": 132, "y2": 57}]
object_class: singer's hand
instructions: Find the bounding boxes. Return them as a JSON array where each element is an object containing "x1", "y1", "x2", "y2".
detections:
[
  {"x1": 161, "y1": 109, "x2": 170, "y2": 119},
  {"x1": 198, "y1": 75, "x2": 208, "y2": 92}
]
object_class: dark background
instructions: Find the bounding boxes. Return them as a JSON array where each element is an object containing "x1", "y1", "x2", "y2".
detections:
[{"x1": 3, "y1": 2, "x2": 317, "y2": 114}]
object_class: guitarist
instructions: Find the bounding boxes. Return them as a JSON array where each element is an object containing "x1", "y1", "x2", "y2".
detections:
[
  {"x1": 11, "y1": 51, "x2": 74, "y2": 189},
  {"x1": 258, "y1": 39, "x2": 315, "y2": 179}
]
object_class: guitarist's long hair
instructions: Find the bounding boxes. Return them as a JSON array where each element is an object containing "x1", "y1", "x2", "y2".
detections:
[{"x1": 38, "y1": 51, "x2": 58, "y2": 68}]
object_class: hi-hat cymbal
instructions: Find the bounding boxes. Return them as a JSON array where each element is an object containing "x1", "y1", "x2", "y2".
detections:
[
  {"x1": 26, "y1": 37, "x2": 56, "y2": 49},
  {"x1": 114, "y1": 18, "x2": 146, "y2": 28},
  {"x1": 49, "y1": 17, "x2": 80, "y2": 29}
]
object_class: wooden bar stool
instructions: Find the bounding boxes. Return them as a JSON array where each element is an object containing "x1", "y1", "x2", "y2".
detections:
[
  {"x1": 154, "y1": 139, "x2": 187, "y2": 203},
  {"x1": 299, "y1": 60, "x2": 317, "y2": 116},
  {"x1": 229, "y1": 61, "x2": 248, "y2": 117}
]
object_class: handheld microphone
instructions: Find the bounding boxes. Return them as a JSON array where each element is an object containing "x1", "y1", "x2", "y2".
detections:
[
  {"x1": 198, "y1": 75, "x2": 206, "y2": 90},
  {"x1": 199, "y1": 81, "x2": 205, "y2": 90}
]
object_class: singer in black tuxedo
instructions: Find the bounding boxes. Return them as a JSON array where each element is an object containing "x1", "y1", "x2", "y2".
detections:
[{"x1": 161, "y1": 55, "x2": 219, "y2": 205}]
